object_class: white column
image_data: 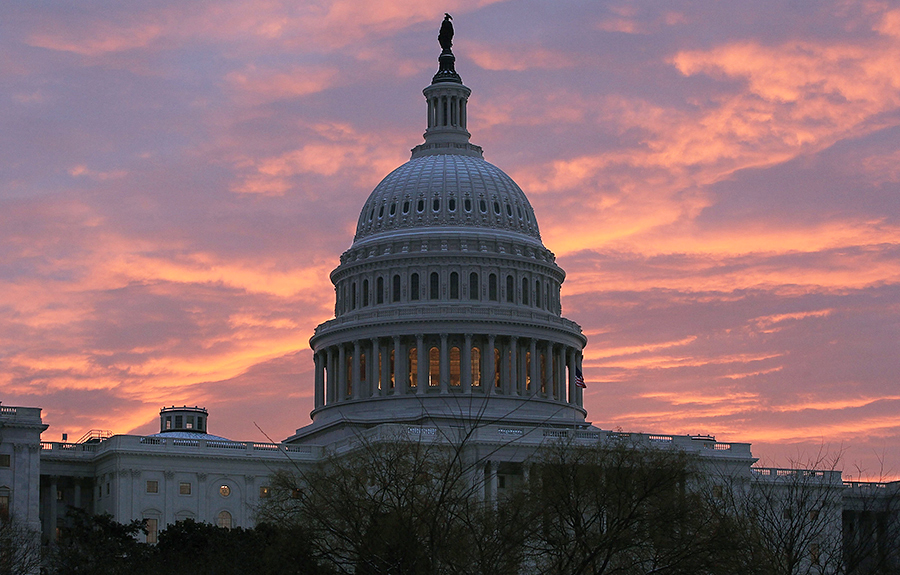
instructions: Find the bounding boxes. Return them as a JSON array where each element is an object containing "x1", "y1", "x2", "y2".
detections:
[
  {"x1": 314, "y1": 351, "x2": 324, "y2": 408},
  {"x1": 463, "y1": 333, "x2": 472, "y2": 394},
  {"x1": 440, "y1": 333, "x2": 449, "y2": 394},
  {"x1": 352, "y1": 340, "x2": 361, "y2": 400},
  {"x1": 509, "y1": 336, "x2": 518, "y2": 396},
  {"x1": 394, "y1": 336, "x2": 404, "y2": 395},
  {"x1": 486, "y1": 334, "x2": 496, "y2": 394},
  {"x1": 338, "y1": 346, "x2": 347, "y2": 401},
  {"x1": 416, "y1": 334, "x2": 426, "y2": 395}
]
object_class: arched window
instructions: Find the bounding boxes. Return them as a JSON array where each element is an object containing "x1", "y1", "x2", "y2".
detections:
[
  {"x1": 535, "y1": 280, "x2": 541, "y2": 308},
  {"x1": 450, "y1": 347, "x2": 460, "y2": 386},
  {"x1": 430, "y1": 272, "x2": 440, "y2": 300},
  {"x1": 450, "y1": 272, "x2": 459, "y2": 299},
  {"x1": 393, "y1": 275, "x2": 401, "y2": 302},
  {"x1": 469, "y1": 272, "x2": 479, "y2": 300},
  {"x1": 506, "y1": 275, "x2": 514, "y2": 303},
  {"x1": 351, "y1": 282, "x2": 357, "y2": 309},
  {"x1": 522, "y1": 277, "x2": 529, "y2": 306},
  {"x1": 410, "y1": 273, "x2": 420, "y2": 301},
  {"x1": 471, "y1": 347, "x2": 481, "y2": 387},
  {"x1": 376, "y1": 277, "x2": 384, "y2": 304},
  {"x1": 216, "y1": 510, "x2": 232, "y2": 529},
  {"x1": 429, "y1": 346, "x2": 440, "y2": 386},
  {"x1": 489, "y1": 274, "x2": 498, "y2": 301},
  {"x1": 362, "y1": 279, "x2": 369, "y2": 307},
  {"x1": 408, "y1": 348, "x2": 417, "y2": 388}
]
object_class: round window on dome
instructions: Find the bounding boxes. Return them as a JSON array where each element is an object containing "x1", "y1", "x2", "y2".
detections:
[
  {"x1": 219, "y1": 485, "x2": 231, "y2": 498},
  {"x1": 403, "y1": 200, "x2": 410, "y2": 214},
  {"x1": 517, "y1": 207, "x2": 523, "y2": 219},
  {"x1": 479, "y1": 200, "x2": 487, "y2": 213},
  {"x1": 368, "y1": 208, "x2": 374, "y2": 222},
  {"x1": 390, "y1": 203, "x2": 396, "y2": 216},
  {"x1": 417, "y1": 199, "x2": 425, "y2": 213},
  {"x1": 493, "y1": 201, "x2": 501, "y2": 215},
  {"x1": 506, "y1": 204, "x2": 512, "y2": 217},
  {"x1": 448, "y1": 198, "x2": 456, "y2": 211},
  {"x1": 464, "y1": 198, "x2": 472, "y2": 212},
  {"x1": 433, "y1": 198, "x2": 440, "y2": 212},
  {"x1": 378, "y1": 205, "x2": 385, "y2": 219}
]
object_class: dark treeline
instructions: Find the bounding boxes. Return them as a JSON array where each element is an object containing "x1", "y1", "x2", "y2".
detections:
[{"x1": 37, "y1": 439, "x2": 900, "y2": 575}]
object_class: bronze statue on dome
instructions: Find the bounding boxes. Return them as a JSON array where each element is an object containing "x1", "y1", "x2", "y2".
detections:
[{"x1": 439, "y1": 13, "x2": 453, "y2": 52}]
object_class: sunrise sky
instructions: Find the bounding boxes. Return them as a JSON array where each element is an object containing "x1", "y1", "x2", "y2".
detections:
[{"x1": 2, "y1": 0, "x2": 899, "y2": 478}]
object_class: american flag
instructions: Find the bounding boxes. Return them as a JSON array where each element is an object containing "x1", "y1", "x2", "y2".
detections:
[{"x1": 575, "y1": 367, "x2": 586, "y2": 389}]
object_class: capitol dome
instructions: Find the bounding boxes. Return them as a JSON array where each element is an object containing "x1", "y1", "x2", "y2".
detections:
[
  {"x1": 287, "y1": 21, "x2": 587, "y2": 444},
  {"x1": 354, "y1": 154, "x2": 542, "y2": 244}
]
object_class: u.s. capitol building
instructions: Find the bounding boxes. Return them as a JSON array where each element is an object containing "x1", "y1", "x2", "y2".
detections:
[{"x1": 1, "y1": 19, "x2": 893, "y2": 571}]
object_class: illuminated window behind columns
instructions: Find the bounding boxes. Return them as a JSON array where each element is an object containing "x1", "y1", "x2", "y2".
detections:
[
  {"x1": 389, "y1": 349, "x2": 395, "y2": 387},
  {"x1": 346, "y1": 354, "x2": 352, "y2": 396},
  {"x1": 540, "y1": 353, "x2": 547, "y2": 393},
  {"x1": 360, "y1": 352, "x2": 366, "y2": 383},
  {"x1": 450, "y1": 347, "x2": 461, "y2": 386},
  {"x1": 377, "y1": 351, "x2": 382, "y2": 391},
  {"x1": 471, "y1": 347, "x2": 481, "y2": 386},
  {"x1": 494, "y1": 348, "x2": 501, "y2": 388},
  {"x1": 525, "y1": 351, "x2": 532, "y2": 391},
  {"x1": 429, "y1": 346, "x2": 440, "y2": 386},
  {"x1": 408, "y1": 348, "x2": 417, "y2": 387}
]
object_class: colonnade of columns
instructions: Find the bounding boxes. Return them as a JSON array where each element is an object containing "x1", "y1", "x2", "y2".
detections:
[{"x1": 313, "y1": 334, "x2": 583, "y2": 409}]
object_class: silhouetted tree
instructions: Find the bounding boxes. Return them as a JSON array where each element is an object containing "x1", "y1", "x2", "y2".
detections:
[
  {"x1": 47, "y1": 508, "x2": 150, "y2": 575},
  {"x1": 0, "y1": 516, "x2": 41, "y2": 575}
]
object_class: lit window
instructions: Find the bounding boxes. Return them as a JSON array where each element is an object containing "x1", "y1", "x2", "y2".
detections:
[
  {"x1": 179, "y1": 482, "x2": 191, "y2": 495},
  {"x1": 450, "y1": 347, "x2": 460, "y2": 386},
  {"x1": 471, "y1": 347, "x2": 481, "y2": 387},
  {"x1": 145, "y1": 518, "x2": 158, "y2": 544},
  {"x1": 408, "y1": 348, "x2": 417, "y2": 388},
  {"x1": 186, "y1": 416, "x2": 194, "y2": 429},
  {"x1": 219, "y1": 485, "x2": 231, "y2": 497},
  {"x1": 429, "y1": 346, "x2": 439, "y2": 386},
  {"x1": 217, "y1": 510, "x2": 232, "y2": 529},
  {"x1": 146, "y1": 480, "x2": 159, "y2": 494},
  {"x1": 259, "y1": 486, "x2": 270, "y2": 498}
]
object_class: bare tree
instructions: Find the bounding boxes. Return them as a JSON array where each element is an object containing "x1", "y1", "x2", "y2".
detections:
[
  {"x1": 522, "y1": 439, "x2": 746, "y2": 575},
  {"x1": 0, "y1": 516, "x2": 41, "y2": 575},
  {"x1": 842, "y1": 479, "x2": 900, "y2": 575},
  {"x1": 733, "y1": 452, "x2": 846, "y2": 575}
]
